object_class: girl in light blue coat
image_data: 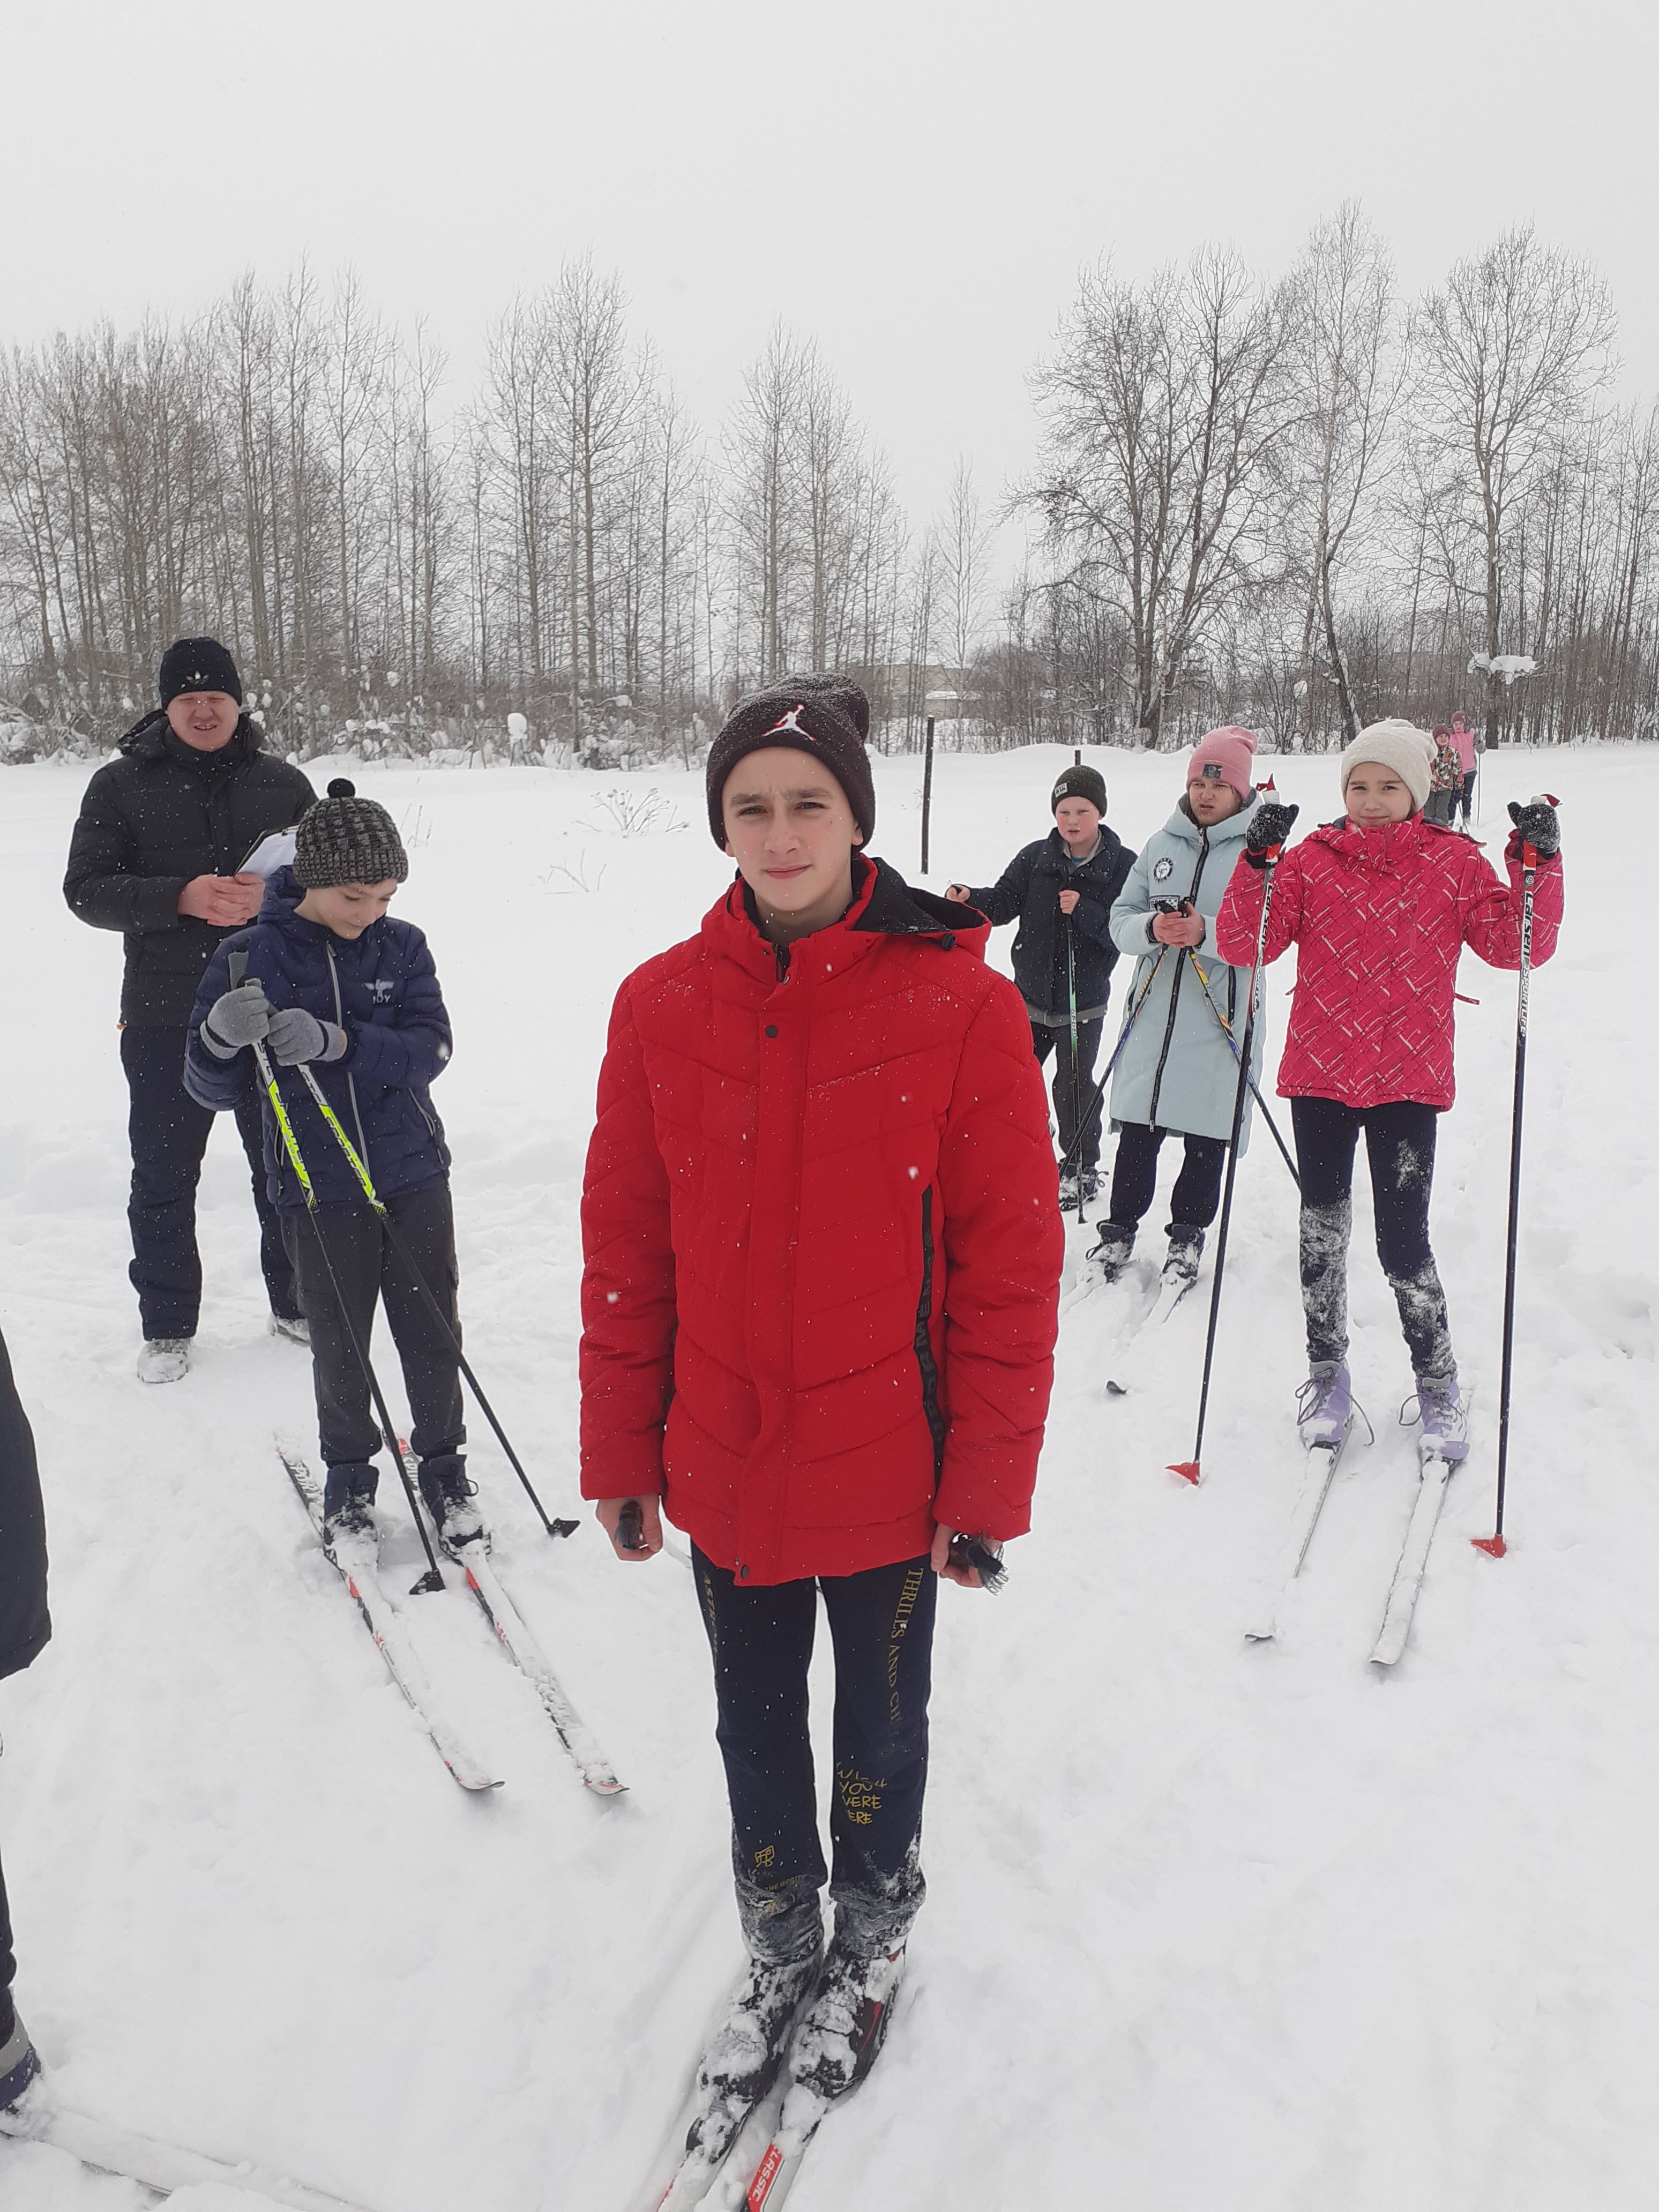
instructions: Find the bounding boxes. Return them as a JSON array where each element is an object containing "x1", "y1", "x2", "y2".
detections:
[{"x1": 1090, "y1": 727, "x2": 1264, "y2": 1285}]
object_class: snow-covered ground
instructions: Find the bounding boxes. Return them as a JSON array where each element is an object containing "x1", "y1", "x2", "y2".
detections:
[{"x1": 0, "y1": 741, "x2": 1648, "y2": 2211}]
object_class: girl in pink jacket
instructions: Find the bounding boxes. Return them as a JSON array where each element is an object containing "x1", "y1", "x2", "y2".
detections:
[{"x1": 1216, "y1": 720, "x2": 1563, "y2": 1459}]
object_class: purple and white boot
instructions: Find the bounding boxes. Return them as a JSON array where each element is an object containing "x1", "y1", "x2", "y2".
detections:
[
  {"x1": 1296, "y1": 1361, "x2": 1351, "y2": 1451},
  {"x1": 1411, "y1": 1371, "x2": 1469, "y2": 1463}
]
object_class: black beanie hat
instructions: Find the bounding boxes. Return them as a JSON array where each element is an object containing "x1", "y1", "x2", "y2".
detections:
[
  {"x1": 1051, "y1": 764, "x2": 1108, "y2": 816},
  {"x1": 706, "y1": 676, "x2": 876, "y2": 847},
  {"x1": 159, "y1": 636, "x2": 243, "y2": 707},
  {"x1": 293, "y1": 779, "x2": 409, "y2": 888}
]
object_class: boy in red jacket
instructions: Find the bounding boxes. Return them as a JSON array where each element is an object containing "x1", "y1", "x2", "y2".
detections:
[
  {"x1": 580, "y1": 676, "x2": 1061, "y2": 2179},
  {"x1": 1217, "y1": 720, "x2": 1562, "y2": 1459}
]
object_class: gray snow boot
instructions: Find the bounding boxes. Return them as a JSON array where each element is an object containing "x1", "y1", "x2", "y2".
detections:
[
  {"x1": 0, "y1": 2008, "x2": 41, "y2": 2112},
  {"x1": 1087, "y1": 1223, "x2": 1135, "y2": 1284},
  {"x1": 1162, "y1": 1226, "x2": 1204, "y2": 1286}
]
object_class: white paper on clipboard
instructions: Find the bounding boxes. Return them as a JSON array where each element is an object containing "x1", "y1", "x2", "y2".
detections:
[{"x1": 239, "y1": 828, "x2": 298, "y2": 879}]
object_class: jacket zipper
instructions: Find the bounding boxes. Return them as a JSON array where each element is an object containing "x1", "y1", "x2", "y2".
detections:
[
  {"x1": 325, "y1": 941, "x2": 373, "y2": 1172},
  {"x1": 914, "y1": 1186, "x2": 946, "y2": 1477},
  {"x1": 1147, "y1": 830, "x2": 1208, "y2": 1126}
]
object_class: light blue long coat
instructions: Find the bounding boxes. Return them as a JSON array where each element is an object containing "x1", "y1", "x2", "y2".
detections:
[{"x1": 1106, "y1": 795, "x2": 1265, "y2": 1145}]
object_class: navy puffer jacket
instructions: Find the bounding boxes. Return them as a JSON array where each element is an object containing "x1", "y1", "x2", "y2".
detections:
[
  {"x1": 963, "y1": 826, "x2": 1137, "y2": 1019},
  {"x1": 183, "y1": 868, "x2": 452, "y2": 1210}
]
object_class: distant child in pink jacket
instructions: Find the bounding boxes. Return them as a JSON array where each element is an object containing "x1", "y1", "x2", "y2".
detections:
[{"x1": 1217, "y1": 720, "x2": 1563, "y2": 1459}]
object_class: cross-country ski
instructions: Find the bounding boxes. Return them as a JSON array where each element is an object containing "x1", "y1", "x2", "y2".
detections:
[{"x1": 0, "y1": 2095, "x2": 376, "y2": 2211}]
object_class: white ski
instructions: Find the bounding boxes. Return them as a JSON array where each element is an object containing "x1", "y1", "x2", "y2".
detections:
[
  {"x1": 1104, "y1": 1270, "x2": 1199, "y2": 1395},
  {"x1": 0, "y1": 2095, "x2": 373, "y2": 2210},
  {"x1": 455, "y1": 1548, "x2": 624, "y2": 1796},
  {"x1": 1244, "y1": 1417, "x2": 1356, "y2": 1643},
  {"x1": 1371, "y1": 1447, "x2": 1458, "y2": 1668},
  {"x1": 279, "y1": 1446, "x2": 501, "y2": 1792}
]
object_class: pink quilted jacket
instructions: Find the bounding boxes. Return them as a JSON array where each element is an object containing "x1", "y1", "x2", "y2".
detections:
[{"x1": 1216, "y1": 817, "x2": 1563, "y2": 1111}]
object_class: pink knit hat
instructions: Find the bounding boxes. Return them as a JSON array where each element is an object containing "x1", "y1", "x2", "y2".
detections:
[{"x1": 1187, "y1": 726, "x2": 1258, "y2": 802}]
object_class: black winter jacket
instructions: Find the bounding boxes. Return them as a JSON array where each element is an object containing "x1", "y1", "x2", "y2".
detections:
[
  {"x1": 965, "y1": 826, "x2": 1138, "y2": 1020},
  {"x1": 63, "y1": 712, "x2": 316, "y2": 1027},
  {"x1": 0, "y1": 1328, "x2": 50, "y2": 1684}
]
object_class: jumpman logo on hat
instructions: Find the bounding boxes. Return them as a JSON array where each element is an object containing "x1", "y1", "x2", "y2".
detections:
[{"x1": 765, "y1": 704, "x2": 815, "y2": 740}]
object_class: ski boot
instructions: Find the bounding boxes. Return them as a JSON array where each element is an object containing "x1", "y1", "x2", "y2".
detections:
[
  {"x1": 1057, "y1": 1167, "x2": 1080, "y2": 1210},
  {"x1": 137, "y1": 1337, "x2": 190, "y2": 1385},
  {"x1": 320, "y1": 1462, "x2": 378, "y2": 1547},
  {"x1": 1296, "y1": 1361, "x2": 1351, "y2": 1451},
  {"x1": 786, "y1": 1940, "x2": 906, "y2": 2107},
  {"x1": 268, "y1": 1311, "x2": 311, "y2": 1347},
  {"x1": 1086, "y1": 1222, "x2": 1135, "y2": 1284},
  {"x1": 0, "y1": 2009, "x2": 40, "y2": 2113},
  {"x1": 1408, "y1": 1371, "x2": 1469, "y2": 1462},
  {"x1": 687, "y1": 1947, "x2": 823, "y2": 2161},
  {"x1": 1077, "y1": 1168, "x2": 1100, "y2": 1208},
  {"x1": 418, "y1": 1454, "x2": 489, "y2": 1555},
  {"x1": 1162, "y1": 1225, "x2": 1204, "y2": 1287}
]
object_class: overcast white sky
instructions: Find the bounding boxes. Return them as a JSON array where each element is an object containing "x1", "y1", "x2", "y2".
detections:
[{"x1": 5, "y1": 0, "x2": 1655, "y2": 544}]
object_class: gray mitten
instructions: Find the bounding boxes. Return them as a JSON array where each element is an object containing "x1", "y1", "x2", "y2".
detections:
[
  {"x1": 201, "y1": 982, "x2": 271, "y2": 1058},
  {"x1": 266, "y1": 1006, "x2": 347, "y2": 1067}
]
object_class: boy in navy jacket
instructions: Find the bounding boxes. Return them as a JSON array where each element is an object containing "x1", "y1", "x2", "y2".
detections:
[{"x1": 185, "y1": 781, "x2": 480, "y2": 1549}]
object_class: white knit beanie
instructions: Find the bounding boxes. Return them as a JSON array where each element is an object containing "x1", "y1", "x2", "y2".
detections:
[{"x1": 1340, "y1": 721, "x2": 1436, "y2": 813}]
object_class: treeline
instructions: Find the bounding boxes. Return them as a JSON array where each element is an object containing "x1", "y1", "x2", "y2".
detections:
[{"x1": 2, "y1": 212, "x2": 1655, "y2": 763}]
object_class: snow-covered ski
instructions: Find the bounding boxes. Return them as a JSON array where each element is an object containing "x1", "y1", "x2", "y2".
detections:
[
  {"x1": 395, "y1": 1443, "x2": 624, "y2": 1795},
  {"x1": 1243, "y1": 1416, "x2": 1356, "y2": 1642},
  {"x1": 737, "y1": 2085, "x2": 838, "y2": 2211},
  {"x1": 1105, "y1": 1268, "x2": 1200, "y2": 1395},
  {"x1": 0, "y1": 2094, "x2": 375, "y2": 2209},
  {"x1": 279, "y1": 1445, "x2": 502, "y2": 1792},
  {"x1": 1370, "y1": 1446, "x2": 1457, "y2": 1668}
]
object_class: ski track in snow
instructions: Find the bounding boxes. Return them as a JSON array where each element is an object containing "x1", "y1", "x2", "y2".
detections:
[{"x1": 0, "y1": 746, "x2": 1650, "y2": 2209}]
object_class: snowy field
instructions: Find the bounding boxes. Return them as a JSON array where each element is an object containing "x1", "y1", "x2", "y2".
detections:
[{"x1": 0, "y1": 741, "x2": 1648, "y2": 2211}]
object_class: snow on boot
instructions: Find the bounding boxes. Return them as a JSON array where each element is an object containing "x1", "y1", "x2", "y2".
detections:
[
  {"x1": 1296, "y1": 1361, "x2": 1351, "y2": 1451},
  {"x1": 1077, "y1": 1169, "x2": 1100, "y2": 1207},
  {"x1": 1409, "y1": 1372, "x2": 1469, "y2": 1463},
  {"x1": 786, "y1": 1941, "x2": 906, "y2": 2109},
  {"x1": 1086, "y1": 1223, "x2": 1134, "y2": 1284},
  {"x1": 320, "y1": 1462, "x2": 378, "y2": 1547},
  {"x1": 0, "y1": 2009, "x2": 41, "y2": 2112},
  {"x1": 137, "y1": 1337, "x2": 190, "y2": 1385},
  {"x1": 418, "y1": 1454, "x2": 488, "y2": 1555},
  {"x1": 268, "y1": 1311, "x2": 310, "y2": 1346},
  {"x1": 686, "y1": 1949, "x2": 823, "y2": 2164},
  {"x1": 1057, "y1": 1167, "x2": 1081, "y2": 1210},
  {"x1": 1162, "y1": 1225, "x2": 1204, "y2": 1286}
]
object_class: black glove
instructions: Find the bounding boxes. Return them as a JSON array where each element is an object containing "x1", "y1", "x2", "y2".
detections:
[
  {"x1": 266, "y1": 1006, "x2": 348, "y2": 1067},
  {"x1": 200, "y1": 981, "x2": 271, "y2": 1059},
  {"x1": 1507, "y1": 797, "x2": 1560, "y2": 860},
  {"x1": 1243, "y1": 801, "x2": 1299, "y2": 869}
]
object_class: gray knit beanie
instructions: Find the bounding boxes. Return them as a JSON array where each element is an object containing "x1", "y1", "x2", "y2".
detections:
[{"x1": 293, "y1": 779, "x2": 409, "y2": 887}]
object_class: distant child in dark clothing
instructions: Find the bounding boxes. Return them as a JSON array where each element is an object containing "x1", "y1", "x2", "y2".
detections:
[{"x1": 184, "y1": 781, "x2": 480, "y2": 1551}]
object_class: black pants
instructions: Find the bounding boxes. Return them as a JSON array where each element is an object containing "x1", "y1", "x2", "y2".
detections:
[
  {"x1": 121, "y1": 1023, "x2": 298, "y2": 1339},
  {"x1": 1458, "y1": 770, "x2": 1477, "y2": 826},
  {"x1": 0, "y1": 1848, "x2": 14, "y2": 2038},
  {"x1": 1291, "y1": 1096, "x2": 1453, "y2": 1378},
  {"x1": 1032, "y1": 1017, "x2": 1107, "y2": 1172},
  {"x1": 693, "y1": 1545, "x2": 937, "y2": 1966},
  {"x1": 1106, "y1": 1120, "x2": 1229, "y2": 1232},
  {"x1": 280, "y1": 1179, "x2": 465, "y2": 1470}
]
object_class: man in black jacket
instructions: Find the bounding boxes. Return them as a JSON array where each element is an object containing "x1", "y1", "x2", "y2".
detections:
[
  {"x1": 63, "y1": 639, "x2": 316, "y2": 1382},
  {"x1": 0, "y1": 1324, "x2": 51, "y2": 2109},
  {"x1": 945, "y1": 764, "x2": 1136, "y2": 1207}
]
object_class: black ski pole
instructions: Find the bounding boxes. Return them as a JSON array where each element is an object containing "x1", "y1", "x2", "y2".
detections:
[
  {"x1": 1185, "y1": 950, "x2": 1301, "y2": 1192},
  {"x1": 227, "y1": 955, "x2": 446, "y2": 1593},
  {"x1": 1065, "y1": 916, "x2": 1083, "y2": 1224},
  {"x1": 1169, "y1": 835, "x2": 1288, "y2": 1485},
  {"x1": 1056, "y1": 947, "x2": 1168, "y2": 1180},
  {"x1": 1474, "y1": 799, "x2": 1553, "y2": 1559},
  {"x1": 292, "y1": 1062, "x2": 578, "y2": 1541}
]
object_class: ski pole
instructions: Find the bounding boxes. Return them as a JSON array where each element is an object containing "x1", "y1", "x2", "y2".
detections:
[
  {"x1": 1473, "y1": 797, "x2": 1555, "y2": 1559},
  {"x1": 290, "y1": 1060, "x2": 579, "y2": 1542},
  {"x1": 227, "y1": 954, "x2": 446, "y2": 1593},
  {"x1": 1169, "y1": 840, "x2": 1287, "y2": 1485},
  {"x1": 1056, "y1": 946, "x2": 1168, "y2": 1179},
  {"x1": 1065, "y1": 916, "x2": 1083, "y2": 1224},
  {"x1": 1185, "y1": 950, "x2": 1300, "y2": 1191}
]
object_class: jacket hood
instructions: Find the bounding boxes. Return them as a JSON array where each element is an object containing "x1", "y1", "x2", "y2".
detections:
[
  {"x1": 1165, "y1": 793, "x2": 1261, "y2": 847},
  {"x1": 117, "y1": 707, "x2": 270, "y2": 766},
  {"x1": 1312, "y1": 814, "x2": 1432, "y2": 869},
  {"x1": 707, "y1": 852, "x2": 989, "y2": 984}
]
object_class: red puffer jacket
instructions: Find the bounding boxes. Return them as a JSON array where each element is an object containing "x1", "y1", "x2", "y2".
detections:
[
  {"x1": 580, "y1": 855, "x2": 1063, "y2": 1586},
  {"x1": 1216, "y1": 816, "x2": 1563, "y2": 1111}
]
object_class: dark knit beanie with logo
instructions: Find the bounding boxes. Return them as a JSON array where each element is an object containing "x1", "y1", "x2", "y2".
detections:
[
  {"x1": 293, "y1": 779, "x2": 409, "y2": 888},
  {"x1": 159, "y1": 636, "x2": 243, "y2": 707},
  {"x1": 705, "y1": 675, "x2": 876, "y2": 847},
  {"x1": 1051, "y1": 764, "x2": 1108, "y2": 816}
]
